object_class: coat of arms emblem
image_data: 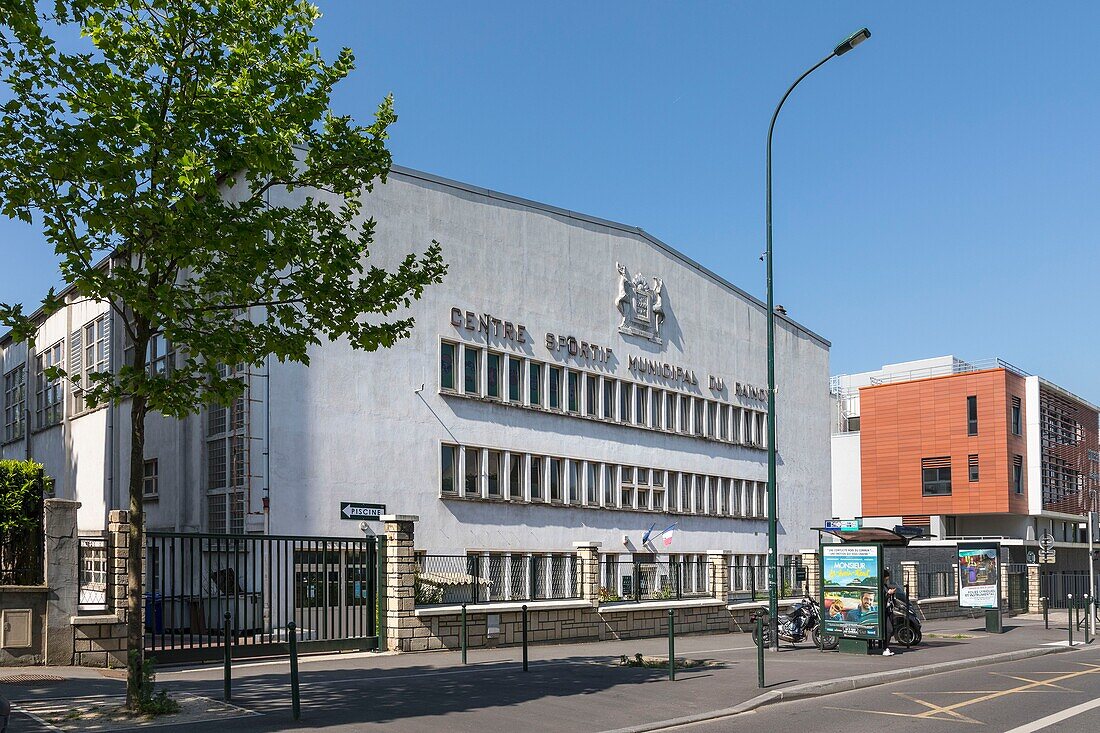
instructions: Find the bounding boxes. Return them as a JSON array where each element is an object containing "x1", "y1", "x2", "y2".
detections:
[{"x1": 616, "y1": 263, "x2": 665, "y2": 344}]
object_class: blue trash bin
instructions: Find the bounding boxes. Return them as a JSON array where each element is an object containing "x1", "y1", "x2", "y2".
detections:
[{"x1": 144, "y1": 592, "x2": 164, "y2": 634}]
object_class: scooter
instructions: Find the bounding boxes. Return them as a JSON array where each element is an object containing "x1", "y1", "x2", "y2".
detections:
[
  {"x1": 889, "y1": 590, "x2": 923, "y2": 647},
  {"x1": 750, "y1": 595, "x2": 839, "y2": 650}
]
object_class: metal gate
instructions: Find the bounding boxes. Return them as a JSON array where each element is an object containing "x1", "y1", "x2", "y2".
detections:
[
  {"x1": 1040, "y1": 571, "x2": 1091, "y2": 609},
  {"x1": 145, "y1": 532, "x2": 381, "y2": 663},
  {"x1": 1005, "y1": 564, "x2": 1028, "y2": 611}
]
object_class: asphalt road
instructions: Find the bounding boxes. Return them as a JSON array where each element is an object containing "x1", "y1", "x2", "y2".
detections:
[{"x1": 679, "y1": 644, "x2": 1100, "y2": 733}]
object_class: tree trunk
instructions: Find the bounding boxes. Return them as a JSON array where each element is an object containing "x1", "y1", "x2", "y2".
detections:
[{"x1": 125, "y1": 334, "x2": 150, "y2": 711}]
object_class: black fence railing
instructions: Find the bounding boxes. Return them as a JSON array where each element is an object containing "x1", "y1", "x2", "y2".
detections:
[
  {"x1": 78, "y1": 536, "x2": 109, "y2": 612},
  {"x1": 728, "y1": 563, "x2": 805, "y2": 602},
  {"x1": 145, "y1": 532, "x2": 379, "y2": 663},
  {"x1": 1040, "y1": 571, "x2": 1094, "y2": 609},
  {"x1": 918, "y1": 563, "x2": 957, "y2": 599},
  {"x1": 417, "y1": 553, "x2": 581, "y2": 605},
  {"x1": 597, "y1": 557, "x2": 713, "y2": 603},
  {"x1": 0, "y1": 521, "x2": 44, "y2": 586}
]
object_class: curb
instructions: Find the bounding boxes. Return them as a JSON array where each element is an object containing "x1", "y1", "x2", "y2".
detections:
[{"x1": 599, "y1": 645, "x2": 1071, "y2": 733}]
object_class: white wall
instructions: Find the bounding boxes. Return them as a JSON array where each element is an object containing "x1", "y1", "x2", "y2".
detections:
[{"x1": 830, "y1": 432, "x2": 861, "y2": 519}]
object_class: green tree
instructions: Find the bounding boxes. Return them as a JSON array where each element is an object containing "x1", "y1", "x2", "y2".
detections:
[{"x1": 0, "y1": 0, "x2": 445, "y2": 708}]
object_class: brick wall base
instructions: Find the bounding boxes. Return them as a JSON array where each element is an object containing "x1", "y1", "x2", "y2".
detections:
[{"x1": 71, "y1": 615, "x2": 127, "y2": 668}]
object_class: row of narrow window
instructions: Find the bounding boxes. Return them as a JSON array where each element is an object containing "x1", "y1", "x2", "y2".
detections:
[
  {"x1": 441, "y1": 340, "x2": 768, "y2": 448},
  {"x1": 441, "y1": 443, "x2": 768, "y2": 517},
  {"x1": 920, "y1": 454, "x2": 1024, "y2": 497}
]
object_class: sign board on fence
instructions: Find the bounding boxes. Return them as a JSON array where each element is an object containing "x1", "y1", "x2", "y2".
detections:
[
  {"x1": 1039, "y1": 550, "x2": 1057, "y2": 564},
  {"x1": 339, "y1": 502, "x2": 386, "y2": 521},
  {"x1": 957, "y1": 542, "x2": 1000, "y2": 609},
  {"x1": 1039, "y1": 533, "x2": 1055, "y2": 552},
  {"x1": 820, "y1": 543, "x2": 882, "y2": 641},
  {"x1": 825, "y1": 519, "x2": 863, "y2": 532}
]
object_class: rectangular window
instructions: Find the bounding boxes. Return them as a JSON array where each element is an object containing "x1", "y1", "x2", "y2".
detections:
[
  {"x1": 921, "y1": 456, "x2": 952, "y2": 496},
  {"x1": 693, "y1": 398, "x2": 704, "y2": 436},
  {"x1": 549, "y1": 366, "x2": 562, "y2": 410},
  {"x1": 720, "y1": 477, "x2": 730, "y2": 515},
  {"x1": 586, "y1": 462, "x2": 597, "y2": 505},
  {"x1": 72, "y1": 315, "x2": 111, "y2": 413},
  {"x1": 440, "y1": 342, "x2": 456, "y2": 390},
  {"x1": 637, "y1": 482, "x2": 649, "y2": 511},
  {"x1": 968, "y1": 454, "x2": 979, "y2": 482},
  {"x1": 719, "y1": 404, "x2": 730, "y2": 441},
  {"x1": 585, "y1": 374, "x2": 598, "y2": 416},
  {"x1": 147, "y1": 332, "x2": 173, "y2": 376},
  {"x1": 567, "y1": 370, "x2": 579, "y2": 413},
  {"x1": 3, "y1": 365, "x2": 26, "y2": 443},
  {"x1": 529, "y1": 362, "x2": 542, "y2": 406},
  {"x1": 620, "y1": 466, "x2": 634, "y2": 509},
  {"x1": 604, "y1": 464, "x2": 615, "y2": 506},
  {"x1": 680, "y1": 473, "x2": 691, "y2": 512},
  {"x1": 967, "y1": 395, "x2": 978, "y2": 435},
  {"x1": 35, "y1": 341, "x2": 64, "y2": 427},
  {"x1": 1011, "y1": 397, "x2": 1022, "y2": 436},
  {"x1": 464, "y1": 345, "x2": 480, "y2": 395},
  {"x1": 464, "y1": 447, "x2": 481, "y2": 497},
  {"x1": 441, "y1": 444, "x2": 456, "y2": 494},
  {"x1": 665, "y1": 392, "x2": 676, "y2": 432},
  {"x1": 619, "y1": 382, "x2": 631, "y2": 423},
  {"x1": 680, "y1": 395, "x2": 690, "y2": 433},
  {"x1": 486, "y1": 352, "x2": 501, "y2": 399},
  {"x1": 652, "y1": 389, "x2": 662, "y2": 430},
  {"x1": 549, "y1": 458, "x2": 562, "y2": 502},
  {"x1": 530, "y1": 456, "x2": 543, "y2": 500},
  {"x1": 731, "y1": 408, "x2": 741, "y2": 443},
  {"x1": 509, "y1": 454, "x2": 522, "y2": 499},
  {"x1": 487, "y1": 450, "x2": 501, "y2": 497},
  {"x1": 568, "y1": 460, "x2": 579, "y2": 503},
  {"x1": 694, "y1": 475, "x2": 704, "y2": 513},
  {"x1": 708, "y1": 477, "x2": 719, "y2": 515},
  {"x1": 142, "y1": 458, "x2": 159, "y2": 499},
  {"x1": 508, "y1": 357, "x2": 522, "y2": 401},
  {"x1": 651, "y1": 471, "x2": 665, "y2": 510},
  {"x1": 602, "y1": 378, "x2": 615, "y2": 419},
  {"x1": 756, "y1": 483, "x2": 766, "y2": 517},
  {"x1": 1013, "y1": 455, "x2": 1024, "y2": 494},
  {"x1": 635, "y1": 385, "x2": 647, "y2": 426},
  {"x1": 706, "y1": 401, "x2": 717, "y2": 438}
]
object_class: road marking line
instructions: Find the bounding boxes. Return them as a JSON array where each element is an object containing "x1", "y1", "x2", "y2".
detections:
[
  {"x1": 988, "y1": 672, "x2": 1073, "y2": 689},
  {"x1": 1001, "y1": 695, "x2": 1100, "y2": 733},
  {"x1": 825, "y1": 706, "x2": 982, "y2": 724},
  {"x1": 916, "y1": 664, "x2": 1100, "y2": 717},
  {"x1": 895, "y1": 693, "x2": 982, "y2": 723}
]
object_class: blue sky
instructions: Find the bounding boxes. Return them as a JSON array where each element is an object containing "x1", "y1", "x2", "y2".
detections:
[{"x1": 2, "y1": 2, "x2": 1099, "y2": 396}]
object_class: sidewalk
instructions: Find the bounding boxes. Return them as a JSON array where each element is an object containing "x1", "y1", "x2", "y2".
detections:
[{"x1": 2, "y1": 615, "x2": 1092, "y2": 733}]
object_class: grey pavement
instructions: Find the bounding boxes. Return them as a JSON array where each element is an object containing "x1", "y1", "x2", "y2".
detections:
[{"x1": 1, "y1": 615, "x2": 1093, "y2": 733}]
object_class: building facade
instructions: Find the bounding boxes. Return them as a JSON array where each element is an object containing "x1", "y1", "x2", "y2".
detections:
[
  {"x1": 2, "y1": 167, "x2": 832, "y2": 588},
  {"x1": 831, "y1": 356, "x2": 1100, "y2": 561}
]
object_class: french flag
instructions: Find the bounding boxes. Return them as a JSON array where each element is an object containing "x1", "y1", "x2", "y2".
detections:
[{"x1": 659, "y1": 523, "x2": 677, "y2": 547}]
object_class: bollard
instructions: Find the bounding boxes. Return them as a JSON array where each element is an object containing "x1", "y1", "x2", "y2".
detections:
[
  {"x1": 756, "y1": 616, "x2": 765, "y2": 689},
  {"x1": 521, "y1": 604, "x2": 529, "y2": 672},
  {"x1": 1042, "y1": 596, "x2": 1049, "y2": 629},
  {"x1": 1076, "y1": 595, "x2": 1081, "y2": 630},
  {"x1": 288, "y1": 621, "x2": 300, "y2": 721},
  {"x1": 668, "y1": 609, "x2": 676, "y2": 682},
  {"x1": 223, "y1": 612, "x2": 232, "y2": 702},
  {"x1": 461, "y1": 603, "x2": 468, "y2": 665},
  {"x1": 1068, "y1": 595, "x2": 1074, "y2": 646},
  {"x1": 1086, "y1": 595, "x2": 1092, "y2": 644}
]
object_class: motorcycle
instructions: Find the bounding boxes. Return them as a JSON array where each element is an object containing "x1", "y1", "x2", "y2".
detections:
[
  {"x1": 889, "y1": 590, "x2": 923, "y2": 647},
  {"x1": 750, "y1": 595, "x2": 839, "y2": 650}
]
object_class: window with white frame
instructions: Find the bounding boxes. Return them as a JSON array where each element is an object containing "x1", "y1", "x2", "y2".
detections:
[
  {"x1": 486, "y1": 352, "x2": 502, "y2": 399},
  {"x1": 549, "y1": 457, "x2": 562, "y2": 502},
  {"x1": 71, "y1": 315, "x2": 110, "y2": 414},
  {"x1": 463, "y1": 345, "x2": 480, "y2": 395},
  {"x1": 464, "y1": 447, "x2": 481, "y2": 497},
  {"x1": 585, "y1": 461, "x2": 598, "y2": 505},
  {"x1": 142, "y1": 458, "x2": 159, "y2": 499},
  {"x1": 619, "y1": 381, "x2": 630, "y2": 423},
  {"x1": 508, "y1": 453, "x2": 522, "y2": 499},
  {"x1": 487, "y1": 450, "x2": 502, "y2": 497},
  {"x1": 603, "y1": 464, "x2": 615, "y2": 506},
  {"x1": 620, "y1": 466, "x2": 634, "y2": 509},
  {"x1": 441, "y1": 444, "x2": 457, "y2": 494},
  {"x1": 3, "y1": 365, "x2": 26, "y2": 443},
  {"x1": 440, "y1": 341, "x2": 456, "y2": 391},
  {"x1": 35, "y1": 341, "x2": 64, "y2": 428},
  {"x1": 205, "y1": 363, "x2": 247, "y2": 534}
]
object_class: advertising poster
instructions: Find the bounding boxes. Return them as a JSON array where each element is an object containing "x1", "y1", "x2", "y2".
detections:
[
  {"x1": 821, "y1": 544, "x2": 881, "y2": 640},
  {"x1": 958, "y1": 543, "x2": 1000, "y2": 609}
]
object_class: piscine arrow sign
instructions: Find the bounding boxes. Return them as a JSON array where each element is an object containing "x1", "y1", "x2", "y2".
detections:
[{"x1": 340, "y1": 502, "x2": 386, "y2": 521}]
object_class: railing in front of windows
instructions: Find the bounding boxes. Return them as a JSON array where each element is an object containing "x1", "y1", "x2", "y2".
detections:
[
  {"x1": 78, "y1": 536, "x2": 109, "y2": 612},
  {"x1": 416, "y1": 553, "x2": 581, "y2": 606},
  {"x1": 917, "y1": 563, "x2": 957, "y2": 599},
  {"x1": 727, "y1": 561, "x2": 804, "y2": 602}
]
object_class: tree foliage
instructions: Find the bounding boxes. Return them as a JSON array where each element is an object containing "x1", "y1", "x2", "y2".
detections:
[
  {"x1": 0, "y1": 0, "x2": 446, "y2": 412},
  {"x1": 0, "y1": 460, "x2": 52, "y2": 533}
]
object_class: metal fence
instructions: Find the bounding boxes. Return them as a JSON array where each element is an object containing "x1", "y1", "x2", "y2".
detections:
[
  {"x1": 918, "y1": 563, "x2": 957, "y2": 599},
  {"x1": 597, "y1": 556, "x2": 713, "y2": 603},
  {"x1": 1004, "y1": 563, "x2": 1029, "y2": 611},
  {"x1": 0, "y1": 523, "x2": 43, "y2": 585},
  {"x1": 417, "y1": 553, "x2": 581, "y2": 605},
  {"x1": 728, "y1": 563, "x2": 804, "y2": 602},
  {"x1": 78, "y1": 536, "x2": 109, "y2": 612},
  {"x1": 1040, "y1": 571, "x2": 1094, "y2": 609},
  {"x1": 145, "y1": 532, "x2": 380, "y2": 663}
]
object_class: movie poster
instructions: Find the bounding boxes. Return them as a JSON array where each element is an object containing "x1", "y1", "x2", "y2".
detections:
[
  {"x1": 821, "y1": 544, "x2": 881, "y2": 640},
  {"x1": 958, "y1": 543, "x2": 1000, "y2": 609}
]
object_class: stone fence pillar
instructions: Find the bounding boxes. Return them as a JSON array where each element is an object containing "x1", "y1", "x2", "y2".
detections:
[
  {"x1": 900, "y1": 561, "x2": 919, "y2": 603},
  {"x1": 43, "y1": 499, "x2": 80, "y2": 665},
  {"x1": 1026, "y1": 563, "x2": 1041, "y2": 614},
  {"x1": 107, "y1": 510, "x2": 129, "y2": 622},
  {"x1": 800, "y1": 550, "x2": 820, "y2": 599},
  {"x1": 708, "y1": 551, "x2": 731, "y2": 602},
  {"x1": 382, "y1": 515, "x2": 418, "y2": 652},
  {"x1": 573, "y1": 542, "x2": 601, "y2": 604}
]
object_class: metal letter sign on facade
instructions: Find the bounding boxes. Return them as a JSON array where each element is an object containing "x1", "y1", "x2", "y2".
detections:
[
  {"x1": 1039, "y1": 533, "x2": 1055, "y2": 552},
  {"x1": 340, "y1": 502, "x2": 386, "y2": 521},
  {"x1": 820, "y1": 544, "x2": 882, "y2": 641},
  {"x1": 957, "y1": 542, "x2": 1001, "y2": 610},
  {"x1": 615, "y1": 263, "x2": 665, "y2": 344},
  {"x1": 825, "y1": 519, "x2": 862, "y2": 532}
]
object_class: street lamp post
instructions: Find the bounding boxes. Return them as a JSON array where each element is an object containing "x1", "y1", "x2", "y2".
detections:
[{"x1": 765, "y1": 27, "x2": 870, "y2": 651}]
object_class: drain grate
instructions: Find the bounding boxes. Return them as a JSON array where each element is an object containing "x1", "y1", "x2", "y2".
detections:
[{"x1": 0, "y1": 674, "x2": 64, "y2": 684}]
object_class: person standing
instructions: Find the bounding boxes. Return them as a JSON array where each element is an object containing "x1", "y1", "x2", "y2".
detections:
[{"x1": 881, "y1": 569, "x2": 898, "y2": 656}]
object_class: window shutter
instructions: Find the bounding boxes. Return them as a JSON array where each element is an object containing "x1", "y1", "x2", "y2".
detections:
[
  {"x1": 100, "y1": 315, "x2": 111, "y2": 370},
  {"x1": 69, "y1": 328, "x2": 82, "y2": 383}
]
